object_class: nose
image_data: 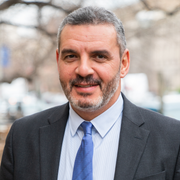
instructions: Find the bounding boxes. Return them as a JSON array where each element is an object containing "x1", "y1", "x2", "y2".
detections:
[{"x1": 75, "y1": 56, "x2": 94, "y2": 77}]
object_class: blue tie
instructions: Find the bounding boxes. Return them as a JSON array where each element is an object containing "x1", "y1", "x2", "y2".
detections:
[{"x1": 72, "y1": 121, "x2": 93, "y2": 180}]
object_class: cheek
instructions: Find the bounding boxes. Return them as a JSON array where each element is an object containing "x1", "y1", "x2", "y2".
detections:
[
  {"x1": 94, "y1": 63, "x2": 120, "y2": 82},
  {"x1": 59, "y1": 64, "x2": 76, "y2": 81}
]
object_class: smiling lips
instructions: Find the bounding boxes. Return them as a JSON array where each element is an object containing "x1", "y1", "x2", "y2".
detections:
[
  {"x1": 75, "y1": 84, "x2": 97, "y2": 88},
  {"x1": 74, "y1": 83, "x2": 99, "y2": 93}
]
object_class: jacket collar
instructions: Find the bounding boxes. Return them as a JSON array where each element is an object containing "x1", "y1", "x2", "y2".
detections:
[
  {"x1": 114, "y1": 93, "x2": 150, "y2": 180},
  {"x1": 39, "y1": 94, "x2": 150, "y2": 180},
  {"x1": 39, "y1": 103, "x2": 69, "y2": 180}
]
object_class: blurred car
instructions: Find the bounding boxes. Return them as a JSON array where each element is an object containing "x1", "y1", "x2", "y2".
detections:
[
  {"x1": 6, "y1": 92, "x2": 68, "y2": 121},
  {"x1": 163, "y1": 93, "x2": 180, "y2": 120},
  {"x1": 6, "y1": 94, "x2": 44, "y2": 121},
  {"x1": 0, "y1": 98, "x2": 9, "y2": 121}
]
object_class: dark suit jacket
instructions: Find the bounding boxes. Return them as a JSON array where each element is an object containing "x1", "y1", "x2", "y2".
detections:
[{"x1": 1, "y1": 94, "x2": 180, "y2": 180}]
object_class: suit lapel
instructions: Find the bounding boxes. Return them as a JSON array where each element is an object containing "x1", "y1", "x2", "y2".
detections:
[
  {"x1": 38, "y1": 94, "x2": 150, "y2": 180},
  {"x1": 39, "y1": 103, "x2": 69, "y2": 180},
  {"x1": 114, "y1": 94, "x2": 150, "y2": 180}
]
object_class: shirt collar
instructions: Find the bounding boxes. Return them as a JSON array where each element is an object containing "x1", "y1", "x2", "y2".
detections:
[
  {"x1": 69, "y1": 93, "x2": 124, "y2": 138},
  {"x1": 69, "y1": 105, "x2": 84, "y2": 137}
]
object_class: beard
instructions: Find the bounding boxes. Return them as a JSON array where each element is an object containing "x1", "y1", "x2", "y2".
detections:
[{"x1": 60, "y1": 69, "x2": 121, "y2": 112}]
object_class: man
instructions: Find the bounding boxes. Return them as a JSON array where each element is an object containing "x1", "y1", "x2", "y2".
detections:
[{"x1": 1, "y1": 6, "x2": 180, "y2": 180}]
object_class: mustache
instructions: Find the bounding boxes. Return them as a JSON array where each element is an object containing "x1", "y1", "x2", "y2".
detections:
[{"x1": 70, "y1": 75, "x2": 102, "y2": 89}]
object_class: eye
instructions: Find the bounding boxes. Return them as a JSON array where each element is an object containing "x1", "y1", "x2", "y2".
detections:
[
  {"x1": 96, "y1": 55, "x2": 105, "y2": 59},
  {"x1": 93, "y1": 54, "x2": 108, "y2": 62},
  {"x1": 62, "y1": 54, "x2": 78, "y2": 63},
  {"x1": 91, "y1": 50, "x2": 110, "y2": 62},
  {"x1": 65, "y1": 54, "x2": 77, "y2": 59}
]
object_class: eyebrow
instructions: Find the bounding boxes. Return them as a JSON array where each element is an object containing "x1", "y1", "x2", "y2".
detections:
[
  {"x1": 61, "y1": 49, "x2": 77, "y2": 56},
  {"x1": 90, "y1": 50, "x2": 111, "y2": 56},
  {"x1": 61, "y1": 49, "x2": 111, "y2": 57}
]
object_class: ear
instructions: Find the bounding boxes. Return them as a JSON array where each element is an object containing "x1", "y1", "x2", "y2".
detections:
[
  {"x1": 120, "y1": 49, "x2": 130, "y2": 78},
  {"x1": 56, "y1": 49, "x2": 59, "y2": 63},
  {"x1": 56, "y1": 49, "x2": 60, "y2": 72}
]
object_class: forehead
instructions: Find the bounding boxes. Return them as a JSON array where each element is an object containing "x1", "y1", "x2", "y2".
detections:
[{"x1": 60, "y1": 24, "x2": 118, "y2": 49}]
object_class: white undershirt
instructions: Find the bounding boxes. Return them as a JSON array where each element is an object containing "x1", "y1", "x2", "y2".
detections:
[{"x1": 57, "y1": 94, "x2": 123, "y2": 180}]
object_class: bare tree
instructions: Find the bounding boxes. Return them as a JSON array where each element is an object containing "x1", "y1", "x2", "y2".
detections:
[
  {"x1": 0, "y1": 0, "x2": 180, "y2": 95},
  {"x1": 140, "y1": 0, "x2": 180, "y2": 16},
  {"x1": 0, "y1": 0, "x2": 81, "y2": 38},
  {"x1": 0, "y1": 0, "x2": 83, "y2": 85}
]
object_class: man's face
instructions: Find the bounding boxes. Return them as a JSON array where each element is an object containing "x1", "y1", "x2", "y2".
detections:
[{"x1": 56, "y1": 24, "x2": 129, "y2": 118}]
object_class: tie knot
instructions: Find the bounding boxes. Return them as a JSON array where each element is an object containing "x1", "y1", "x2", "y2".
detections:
[{"x1": 81, "y1": 121, "x2": 93, "y2": 135}]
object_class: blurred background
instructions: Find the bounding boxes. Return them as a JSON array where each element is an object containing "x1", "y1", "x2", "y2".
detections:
[{"x1": 0, "y1": 0, "x2": 180, "y2": 160}]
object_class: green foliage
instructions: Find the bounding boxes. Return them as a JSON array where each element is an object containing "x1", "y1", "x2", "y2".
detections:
[{"x1": 177, "y1": 88, "x2": 180, "y2": 94}]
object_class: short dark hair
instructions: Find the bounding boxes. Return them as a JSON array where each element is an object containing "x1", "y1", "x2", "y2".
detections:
[{"x1": 57, "y1": 6, "x2": 126, "y2": 57}]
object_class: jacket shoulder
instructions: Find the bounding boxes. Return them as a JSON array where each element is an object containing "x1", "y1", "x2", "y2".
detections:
[
  {"x1": 122, "y1": 93, "x2": 180, "y2": 134},
  {"x1": 12, "y1": 103, "x2": 69, "y2": 132},
  {"x1": 138, "y1": 106, "x2": 180, "y2": 134}
]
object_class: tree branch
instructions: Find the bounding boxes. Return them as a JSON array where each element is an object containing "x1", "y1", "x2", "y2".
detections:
[
  {"x1": 167, "y1": 5, "x2": 180, "y2": 16},
  {"x1": 0, "y1": 0, "x2": 78, "y2": 13},
  {"x1": 140, "y1": 0, "x2": 180, "y2": 16},
  {"x1": 0, "y1": 20, "x2": 57, "y2": 38},
  {"x1": 140, "y1": 0, "x2": 151, "y2": 10},
  {"x1": 0, "y1": 0, "x2": 18, "y2": 11},
  {"x1": 18, "y1": 0, "x2": 76, "y2": 13}
]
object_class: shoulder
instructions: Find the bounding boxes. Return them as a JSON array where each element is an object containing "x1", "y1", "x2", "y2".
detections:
[
  {"x1": 11, "y1": 103, "x2": 69, "y2": 134},
  {"x1": 122, "y1": 93, "x2": 180, "y2": 136},
  {"x1": 139, "y1": 108, "x2": 180, "y2": 146},
  {"x1": 138, "y1": 106, "x2": 180, "y2": 132}
]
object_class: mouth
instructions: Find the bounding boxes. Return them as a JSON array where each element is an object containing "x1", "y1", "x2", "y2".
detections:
[
  {"x1": 70, "y1": 75, "x2": 102, "y2": 90},
  {"x1": 72, "y1": 83, "x2": 99, "y2": 94},
  {"x1": 75, "y1": 84, "x2": 98, "y2": 88}
]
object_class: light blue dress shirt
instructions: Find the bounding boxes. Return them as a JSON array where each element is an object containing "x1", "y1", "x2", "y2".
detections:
[{"x1": 58, "y1": 94, "x2": 124, "y2": 180}]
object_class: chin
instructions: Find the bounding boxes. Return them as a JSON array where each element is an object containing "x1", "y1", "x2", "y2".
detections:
[{"x1": 69, "y1": 96, "x2": 104, "y2": 112}]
